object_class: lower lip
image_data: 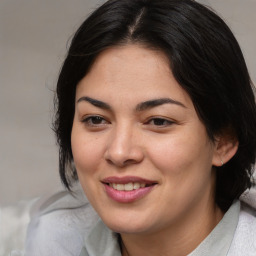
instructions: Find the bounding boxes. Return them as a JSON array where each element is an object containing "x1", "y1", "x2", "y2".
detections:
[{"x1": 103, "y1": 184, "x2": 155, "y2": 203}]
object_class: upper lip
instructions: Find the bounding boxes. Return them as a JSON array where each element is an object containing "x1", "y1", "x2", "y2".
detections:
[{"x1": 102, "y1": 176, "x2": 157, "y2": 185}]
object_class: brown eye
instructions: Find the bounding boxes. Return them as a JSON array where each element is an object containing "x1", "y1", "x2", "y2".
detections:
[
  {"x1": 82, "y1": 115, "x2": 109, "y2": 126},
  {"x1": 147, "y1": 118, "x2": 174, "y2": 126}
]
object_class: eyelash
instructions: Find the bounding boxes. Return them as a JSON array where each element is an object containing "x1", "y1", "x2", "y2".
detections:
[
  {"x1": 81, "y1": 115, "x2": 109, "y2": 127},
  {"x1": 145, "y1": 117, "x2": 174, "y2": 127}
]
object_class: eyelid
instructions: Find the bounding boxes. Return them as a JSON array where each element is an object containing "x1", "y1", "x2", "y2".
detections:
[
  {"x1": 144, "y1": 116, "x2": 176, "y2": 127},
  {"x1": 81, "y1": 114, "x2": 110, "y2": 127}
]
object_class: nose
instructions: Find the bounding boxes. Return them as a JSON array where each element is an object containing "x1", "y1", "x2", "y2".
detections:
[{"x1": 104, "y1": 124, "x2": 144, "y2": 167}]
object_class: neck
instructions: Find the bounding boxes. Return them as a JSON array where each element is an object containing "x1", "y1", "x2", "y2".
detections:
[{"x1": 121, "y1": 201, "x2": 223, "y2": 256}]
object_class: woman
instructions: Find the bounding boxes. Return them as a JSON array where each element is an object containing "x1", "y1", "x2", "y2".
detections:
[{"x1": 25, "y1": 0, "x2": 256, "y2": 255}]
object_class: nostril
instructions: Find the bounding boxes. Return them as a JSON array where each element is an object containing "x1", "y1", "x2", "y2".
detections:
[
  {"x1": 123, "y1": 159, "x2": 139, "y2": 165},
  {"x1": 106, "y1": 159, "x2": 114, "y2": 165},
  {"x1": 105, "y1": 158, "x2": 136, "y2": 167}
]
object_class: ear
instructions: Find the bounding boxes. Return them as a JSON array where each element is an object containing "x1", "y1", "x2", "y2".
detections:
[{"x1": 212, "y1": 134, "x2": 239, "y2": 167}]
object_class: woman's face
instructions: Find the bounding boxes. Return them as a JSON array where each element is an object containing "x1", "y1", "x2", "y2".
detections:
[{"x1": 71, "y1": 44, "x2": 221, "y2": 235}]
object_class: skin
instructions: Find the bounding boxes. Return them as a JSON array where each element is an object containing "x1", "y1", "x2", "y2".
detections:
[{"x1": 71, "y1": 44, "x2": 236, "y2": 256}]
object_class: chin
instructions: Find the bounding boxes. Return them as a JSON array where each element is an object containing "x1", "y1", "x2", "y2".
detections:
[
  {"x1": 107, "y1": 222, "x2": 149, "y2": 234},
  {"x1": 100, "y1": 211, "x2": 156, "y2": 234}
]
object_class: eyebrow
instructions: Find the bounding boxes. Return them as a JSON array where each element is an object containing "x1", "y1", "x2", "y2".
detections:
[
  {"x1": 77, "y1": 96, "x2": 111, "y2": 110},
  {"x1": 77, "y1": 96, "x2": 186, "y2": 111},
  {"x1": 135, "y1": 98, "x2": 186, "y2": 111}
]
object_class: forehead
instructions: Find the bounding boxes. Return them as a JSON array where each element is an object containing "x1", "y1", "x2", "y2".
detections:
[
  {"x1": 76, "y1": 44, "x2": 192, "y2": 108},
  {"x1": 89, "y1": 44, "x2": 171, "y2": 80}
]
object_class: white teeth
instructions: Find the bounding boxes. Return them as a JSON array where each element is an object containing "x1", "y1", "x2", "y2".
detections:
[
  {"x1": 124, "y1": 183, "x2": 133, "y2": 191},
  {"x1": 110, "y1": 182, "x2": 147, "y2": 191},
  {"x1": 116, "y1": 184, "x2": 124, "y2": 191},
  {"x1": 133, "y1": 182, "x2": 140, "y2": 189}
]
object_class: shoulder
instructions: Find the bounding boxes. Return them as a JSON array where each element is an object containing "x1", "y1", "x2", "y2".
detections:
[
  {"x1": 228, "y1": 188, "x2": 256, "y2": 256},
  {"x1": 0, "y1": 198, "x2": 37, "y2": 256},
  {"x1": 25, "y1": 185, "x2": 99, "y2": 256}
]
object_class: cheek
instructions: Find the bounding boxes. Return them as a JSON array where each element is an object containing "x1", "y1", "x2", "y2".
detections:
[
  {"x1": 147, "y1": 132, "x2": 214, "y2": 177},
  {"x1": 71, "y1": 128, "x2": 106, "y2": 204},
  {"x1": 147, "y1": 134, "x2": 215, "y2": 211},
  {"x1": 71, "y1": 128, "x2": 104, "y2": 176}
]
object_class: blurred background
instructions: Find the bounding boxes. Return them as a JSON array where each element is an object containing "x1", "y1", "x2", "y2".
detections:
[{"x1": 0, "y1": 0, "x2": 255, "y2": 205}]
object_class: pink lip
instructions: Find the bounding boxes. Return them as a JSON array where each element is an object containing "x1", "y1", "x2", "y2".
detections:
[
  {"x1": 102, "y1": 176, "x2": 157, "y2": 203},
  {"x1": 102, "y1": 176, "x2": 156, "y2": 184}
]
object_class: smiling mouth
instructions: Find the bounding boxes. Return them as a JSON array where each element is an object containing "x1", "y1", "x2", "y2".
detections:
[
  {"x1": 102, "y1": 176, "x2": 157, "y2": 203},
  {"x1": 102, "y1": 177, "x2": 157, "y2": 203},
  {"x1": 108, "y1": 182, "x2": 149, "y2": 191}
]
